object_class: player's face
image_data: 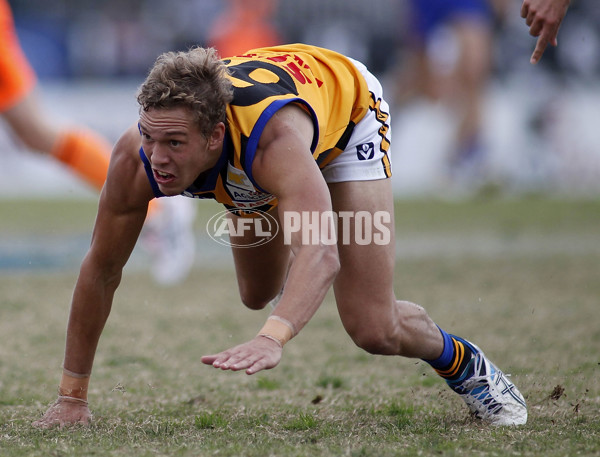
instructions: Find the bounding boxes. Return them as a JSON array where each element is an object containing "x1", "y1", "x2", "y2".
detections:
[{"x1": 138, "y1": 107, "x2": 222, "y2": 196}]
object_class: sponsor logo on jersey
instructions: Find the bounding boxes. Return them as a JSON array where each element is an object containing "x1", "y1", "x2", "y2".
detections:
[{"x1": 225, "y1": 163, "x2": 276, "y2": 209}]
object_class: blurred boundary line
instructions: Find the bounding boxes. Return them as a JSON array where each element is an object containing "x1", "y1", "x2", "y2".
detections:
[{"x1": 1, "y1": 231, "x2": 598, "y2": 273}]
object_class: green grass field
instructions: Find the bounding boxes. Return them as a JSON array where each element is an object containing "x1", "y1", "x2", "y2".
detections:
[{"x1": 0, "y1": 197, "x2": 599, "y2": 456}]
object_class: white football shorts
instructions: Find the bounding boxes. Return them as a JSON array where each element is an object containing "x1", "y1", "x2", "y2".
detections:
[{"x1": 321, "y1": 57, "x2": 393, "y2": 183}]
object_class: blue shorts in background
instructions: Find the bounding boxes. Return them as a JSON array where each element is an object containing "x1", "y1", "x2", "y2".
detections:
[{"x1": 408, "y1": 0, "x2": 493, "y2": 41}]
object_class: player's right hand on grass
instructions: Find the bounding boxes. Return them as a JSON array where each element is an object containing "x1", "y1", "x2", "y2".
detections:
[
  {"x1": 201, "y1": 335, "x2": 283, "y2": 375},
  {"x1": 32, "y1": 396, "x2": 92, "y2": 429}
]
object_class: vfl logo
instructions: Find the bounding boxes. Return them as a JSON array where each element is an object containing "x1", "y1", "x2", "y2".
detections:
[{"x1": 356, "y1": 142, "x2": 375, "y2": 161}]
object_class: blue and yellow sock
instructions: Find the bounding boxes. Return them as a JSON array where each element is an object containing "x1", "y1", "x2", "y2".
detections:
[{"x1": 423, "y1": 327, "x2": 476, "y2": 382}]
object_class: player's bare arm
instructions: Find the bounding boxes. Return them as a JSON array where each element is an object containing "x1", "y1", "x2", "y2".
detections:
[
  {"x1": 201, "y1": 104, "x2": 340, "y2": 375},
  {"x1": 33, "y1": 125, "x2": 155, "y2": 429},
  {"x1": 253, "y1": 104, "x2": 340, "y2": 332},
  {"x1": 62, "y1": 125, "x2": 154, "y2": 373},
  {"x1": 521, "y1": 0, "x2": 571, "y2": 64}
]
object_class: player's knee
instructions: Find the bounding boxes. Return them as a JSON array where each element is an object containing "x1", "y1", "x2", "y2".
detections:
[
  {"x1": 239, "y1": 293, "x2": 269, "y2": 310},
  {"x1": 347, "y1": 325, "x2": 400, "y2": 356},
  {"x1": 343, "y1": 301, "x2": 430, "y2": 356},
  {"x1": 238, "y1": 285, "x2": 277, "y2": 310}
]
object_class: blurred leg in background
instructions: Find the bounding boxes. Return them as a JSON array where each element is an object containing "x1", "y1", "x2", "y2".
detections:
[
  {"x1": 0, "y1": 0, "x2": 111, "y2": 191},
  {"x1": 394, "y1": 0, "x2": 505, "y2": 188}
]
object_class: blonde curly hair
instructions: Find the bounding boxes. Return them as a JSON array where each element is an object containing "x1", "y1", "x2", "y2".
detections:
[{"x1": 137, "y1": 47, "x2": 233, "y2": 137}]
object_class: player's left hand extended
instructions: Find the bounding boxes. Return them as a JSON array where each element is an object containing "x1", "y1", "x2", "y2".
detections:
[{"x1": 201, "y1": 335, "x2": 282, "y2": 375}]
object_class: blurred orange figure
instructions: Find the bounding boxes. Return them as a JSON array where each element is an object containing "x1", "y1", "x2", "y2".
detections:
[
  {"x1": 208, "y1": 0, "x2": 282, "y2": 56},
  {"x1": 0, "y1": 0, "x2": 111, "y2": 190},
  {"x1": 0, "y1": 0, "x2": 196, "y2": 285}
]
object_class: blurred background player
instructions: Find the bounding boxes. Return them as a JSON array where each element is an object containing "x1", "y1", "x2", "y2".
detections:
[
  {"x1": 0, "y1": 0, "x2": 110, "y2": 191},
  {"x1": 207, "y1": 0, "x2": 282, "y2": 57},
  {"x1": 0, "y1": 0, "x2": 194, "y2": 285},
  {"x1": 394, "y1": 0, "x2": 508, "y2": 188}
]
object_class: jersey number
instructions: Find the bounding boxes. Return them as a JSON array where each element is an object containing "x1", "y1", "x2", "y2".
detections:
[{"x1": 225, "y1": 60, "x2": 299, "y2": 107}]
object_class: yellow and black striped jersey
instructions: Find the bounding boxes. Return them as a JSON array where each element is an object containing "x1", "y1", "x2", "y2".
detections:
[{"x1": 141, "y1": 44, "x2": 372, "y2": 214}]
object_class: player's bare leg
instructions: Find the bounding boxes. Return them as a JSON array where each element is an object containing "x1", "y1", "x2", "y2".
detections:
[
  {"x1": 228, "y1": 210, "x2": 291, "y2": 310},
  {"x1": 329, "y1": 178, "x2": 443, "y2": 359},
  {"x1": 329, "y1": 178, "x2": 527, "y2": 425}
]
